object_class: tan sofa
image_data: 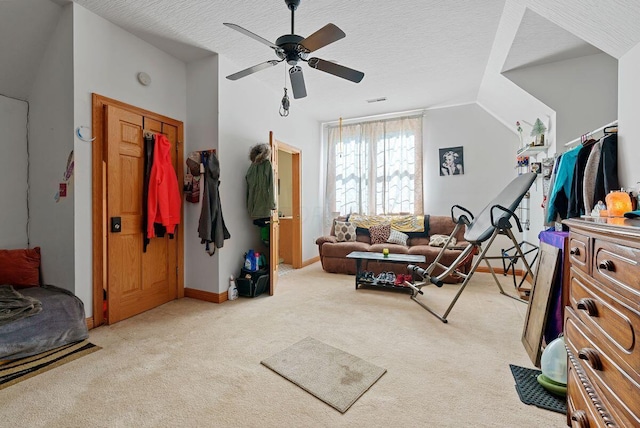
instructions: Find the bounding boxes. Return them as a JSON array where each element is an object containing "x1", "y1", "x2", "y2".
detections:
[{"x1": 315, "y1": 215, "x2": 472, "y2": 283}]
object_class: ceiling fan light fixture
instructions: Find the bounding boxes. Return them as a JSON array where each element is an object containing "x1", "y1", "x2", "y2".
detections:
[{"x1": 223, "y1": 0, "x2": 364, "y2": 99}]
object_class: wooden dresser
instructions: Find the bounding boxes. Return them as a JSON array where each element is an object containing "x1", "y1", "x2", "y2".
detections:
[{"x1": 563, "y1": 218, "x2": 640, "y2": 427}]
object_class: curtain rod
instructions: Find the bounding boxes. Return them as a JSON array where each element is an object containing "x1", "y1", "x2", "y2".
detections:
[
  {"x1": 564, "y1": 120, "x2": 618, "y2": 147},
  {"x1": 323, "y1": 108, "x2": 426, "y2": 126}
]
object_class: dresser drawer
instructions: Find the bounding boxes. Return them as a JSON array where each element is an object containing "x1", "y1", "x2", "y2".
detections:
[
  {"x1": 565, "y1": 313, "x2": 640, "y2": 427},
  {"x1": 593, "y1": 239, "x2": 640, "y2": 303},
  {"x1": 569, "y1": 270, "x2": 640, "y2": 378},
  {"x1": 567, "y1": 363, "x2": 607, "y2": 428},
  {"x1": 569, "y1": 232, "x2": 590, "y2": 275}
]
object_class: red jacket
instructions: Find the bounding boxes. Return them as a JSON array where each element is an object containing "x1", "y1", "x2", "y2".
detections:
[{"x1": 147, "y1": 133, "x2": 181, "y2": 238}]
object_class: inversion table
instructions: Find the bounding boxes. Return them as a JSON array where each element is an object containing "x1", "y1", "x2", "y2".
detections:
[{"x1": 404, "y1": 172, "x2": 538, "y2": 323}]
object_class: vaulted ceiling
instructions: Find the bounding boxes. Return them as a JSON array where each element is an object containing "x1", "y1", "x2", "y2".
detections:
[{"x1": 2, "y1": 0, "x2": 640, "y2": 122}]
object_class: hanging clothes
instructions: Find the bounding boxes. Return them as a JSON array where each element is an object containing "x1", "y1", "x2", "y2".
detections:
[
  {"x1": 142, "y1": 134, "x2": 155, "y2": 252},
  {"x1": 245, "y1": 143, "x2": 275, "y2": 219},
  {"x1": 582, "y1": 140, "x2": 603, "y2": 214},
  {"x1": 147, "y1": 133, "x2": 181, "y2": 239},
  {"x1": 543, "y1": 154, "x2": 562, "y2": 227},
  {"x1": 198, "y1": 151, "x2": 230, "y2": 256},
  {"x1": 592, "y1": 133, "x2": 619, "y2": 206},
  {"x1": 546, "y1": 145, "x2": 580, "y2": 224},
  {"x1": 567, "y1": 141, "x2": 595, "y2": 218}
]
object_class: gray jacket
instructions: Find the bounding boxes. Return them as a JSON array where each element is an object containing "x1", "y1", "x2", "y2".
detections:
[{"x1": 198, "y1": 152, "x2": 230, "y2": 255}]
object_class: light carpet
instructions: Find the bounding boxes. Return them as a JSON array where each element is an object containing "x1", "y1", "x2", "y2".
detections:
[
  {"x1": 261, "y1": 336, "x2": 386, "y2": 413},
  {"x1": 0, "y1": 262, "x2": 566, "y2": 427}
]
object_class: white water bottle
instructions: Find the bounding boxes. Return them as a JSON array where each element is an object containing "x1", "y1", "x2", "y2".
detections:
[{"x1": 228, "y1": 275, "x2": 238, "y2": 301}]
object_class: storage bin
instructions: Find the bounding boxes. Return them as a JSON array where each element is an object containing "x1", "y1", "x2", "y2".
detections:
[{"x1": 236, "y1": 267, "x2": 269, "y2": 297}]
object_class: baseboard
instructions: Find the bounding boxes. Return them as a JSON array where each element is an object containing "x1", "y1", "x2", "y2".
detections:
[
  {"x1": 301, "y1": 256, "x2": 320, "y2": 267},
  {"x1": 86, "y1": 317, "x2": 94, "y2": 330},
  {"x1": 185, "y1": 287, "x2": 227, "y2": 303}
]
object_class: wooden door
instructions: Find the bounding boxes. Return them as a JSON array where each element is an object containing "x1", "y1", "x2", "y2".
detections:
[
  {"x1": 105, "y1": 105, "x2": 179, "y2": 323},
  {"x1": 269, "y1": 131, "x2": 279, "y2": 295}
]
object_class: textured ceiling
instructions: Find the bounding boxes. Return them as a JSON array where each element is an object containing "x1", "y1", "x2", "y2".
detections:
[
  {"x1": 71, "y1": 0, "x2": 508, "y2": 122},
  {"x1": 3, "y1": 1, "x2": 640, "y2": 121},
  {"x1": 502, "y1": 8, "x2": 602, "y2": 72}
]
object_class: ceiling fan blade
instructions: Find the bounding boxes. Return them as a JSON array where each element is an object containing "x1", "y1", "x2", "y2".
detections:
[
  {"x1": 226, "y1": 60, "x2": 281, "y2": 81},
  {"x1": 307, "y1": 58, "x2": 364, "y2": 83},
  {"x1": 223, "y1": 23, "x2": 281, "y2": 52},
  {"x1": 299, "y1": 23, "x2": 345, "y2": 53},
  {"x1": 289, "y1": 66, "x2": 307, "y2": 99}
]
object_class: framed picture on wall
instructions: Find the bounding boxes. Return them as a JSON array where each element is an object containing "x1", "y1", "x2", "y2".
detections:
[{"x1": 439, "y1": 146, "x2": 464, "y2": 176}]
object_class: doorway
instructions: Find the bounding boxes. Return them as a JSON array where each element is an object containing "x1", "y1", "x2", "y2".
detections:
[
  {"x1": 268, "y1": 132, "x2": 302, "y2": 295},
  {"x1": 92, "y1": 94, "x2": 184, "y2": 326}
]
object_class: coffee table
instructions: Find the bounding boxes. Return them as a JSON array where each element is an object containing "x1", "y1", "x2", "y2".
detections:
[{"x1": 346, "y1": 251, "x2": 426, "y2": 292}]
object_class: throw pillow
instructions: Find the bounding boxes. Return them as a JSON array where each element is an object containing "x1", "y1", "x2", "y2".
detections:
[
  {"x1": 429, "y1": 234, "x2": 457, "y2": 247},
  {"x1": 334, "y1": 221, "x2": 356, "y2": 242},
  {"x1": 369, "y1": 223, "x2": 391, "y2": 244},
  {"x1": 0, "y1": 247, "x2": 41, "y2": 287},
  {"x1": 387, "y1": 229, "x2": 409, "y2": 246}
]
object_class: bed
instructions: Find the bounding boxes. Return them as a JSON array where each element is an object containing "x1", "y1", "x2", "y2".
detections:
[{"x1": 0, "y1": 247, "x2": 88, "y2": 360}]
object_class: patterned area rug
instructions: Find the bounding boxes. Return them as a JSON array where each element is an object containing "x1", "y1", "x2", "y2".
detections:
[
  {"x1": 0, "y1": 340, "x2": 101, "y2": 390},
  {"x1": 261, "y1": 337, "x2": 386, "y2": 413}
]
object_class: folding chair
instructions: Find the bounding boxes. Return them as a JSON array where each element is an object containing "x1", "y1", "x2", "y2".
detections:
[{"x1": 404, "y1": 172, "x2": 538, "y2": 323}]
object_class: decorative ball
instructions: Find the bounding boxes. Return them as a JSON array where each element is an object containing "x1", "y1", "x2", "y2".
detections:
[{"x1": 382, "y1": 248, "x2": 389, "y2": 257}]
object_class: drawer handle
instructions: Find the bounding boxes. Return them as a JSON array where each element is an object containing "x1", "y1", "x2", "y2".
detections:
[
  {"x1": 598, "y1": 260, "x2": 614, "y2": 272},
  {"x1": 576, "y1": 298, "x2": 598, "y2": 317},
  {"x1": 578, "y1": 348, "x2": 603, "y2": 371},
  {"x1": 570, "y1": 247, "x2": 580, "y2": 256},
  {"x1": 570, "y1": 410, "x2": 589, "y2": 427}
]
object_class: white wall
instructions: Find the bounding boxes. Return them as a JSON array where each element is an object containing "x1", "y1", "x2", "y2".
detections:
[
  {"x1": 27, "y1": 4, "x2": 74, "y2": 290},
  {"x1": 278, "y1": 151, "x2": 293, "y2": 217},
  {"x1": 0, "y1": 95, "x2": 29, "y2": 248},
  {"x1": 213, "y1": 54, "x2": 323, "y2": 294},
  {"x1": 184, "y1": 55, "x2": 221, "y2": 293},
  {"x1": 618, "y1": 41, "x2": 640, "y2": 191},
  {"x1": 424, "y1": 103, "x2": 525, "y2": 255},
  {"x1": 503, "y1": 53, "x2": 618, "y2": 149},
  {"x1": 73, "y1": 3, "x2": 187, "y2": 314}
]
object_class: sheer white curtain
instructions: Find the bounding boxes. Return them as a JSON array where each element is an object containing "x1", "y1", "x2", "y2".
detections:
[{"x1": 325, "y1": 115, "x2": 423, "y2": 228}]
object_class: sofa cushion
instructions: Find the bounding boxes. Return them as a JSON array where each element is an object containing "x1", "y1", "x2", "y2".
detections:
[
  {"x1": 320, "y1": 241, "x2": 371, "y2": 257},
  {"x1": 387, "y1": 229, "x2": 409, "y2": 246},
  {"x1": 0, "y1": 247, "x2": 41, "y2": 288},
  {"x1": 369, "y1": 223, "x2": 391, "y2": 244},
  {"x1": 429, "y1": 234, "x2": 457, "y2": 247},
  {"x1": 334, "y1": 221, "x2": 356, "y2": 242},
  {"x1": 330, "y1": 215, "x2": 350, "y2": 236}
]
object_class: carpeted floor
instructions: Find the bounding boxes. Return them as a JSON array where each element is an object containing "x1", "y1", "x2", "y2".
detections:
[{"x1": 0, "y1": 262, "x2": 566, "y2": 427}]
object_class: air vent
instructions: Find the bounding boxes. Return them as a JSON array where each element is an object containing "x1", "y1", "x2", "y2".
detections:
[{"x1": 366, "y1": 97, "x2": 387, "y2": 103}]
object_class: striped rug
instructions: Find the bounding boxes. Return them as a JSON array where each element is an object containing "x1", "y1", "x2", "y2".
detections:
[{"x1": 0, "y1": 340, "x2": 100, "y2": 390}]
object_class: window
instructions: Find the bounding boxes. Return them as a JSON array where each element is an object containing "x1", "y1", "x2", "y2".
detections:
[{"x1": 325, "y1": 115, "x2": 423, "y2": 222}]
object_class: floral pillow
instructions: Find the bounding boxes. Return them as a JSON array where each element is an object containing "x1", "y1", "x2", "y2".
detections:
[
  {"x1": 334, "y1": 221, "x2": 356, "y2": 242},
  {"x1": 369, "y1": 223, "x2": 391, "y2": 244},
  {"x1": 429, "y1": 234, "x2": 457, "y2": 247},
  {"x1": 387, "y1": 229, "x2": 409, "y2": 246}
]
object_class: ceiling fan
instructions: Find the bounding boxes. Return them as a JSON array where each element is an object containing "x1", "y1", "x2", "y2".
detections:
[{"x1": 224, "y1": 0, "x2": 364, "y2": 99}]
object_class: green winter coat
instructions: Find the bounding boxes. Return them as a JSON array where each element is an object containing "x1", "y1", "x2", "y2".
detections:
[{"x1": 246, "y1": 153, "x2": 275, "y2": 219}]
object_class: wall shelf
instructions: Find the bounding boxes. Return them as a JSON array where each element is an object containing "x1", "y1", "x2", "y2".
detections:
[{"x1": 517, "y1": 145, "x2": 549, "y2": 156}]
